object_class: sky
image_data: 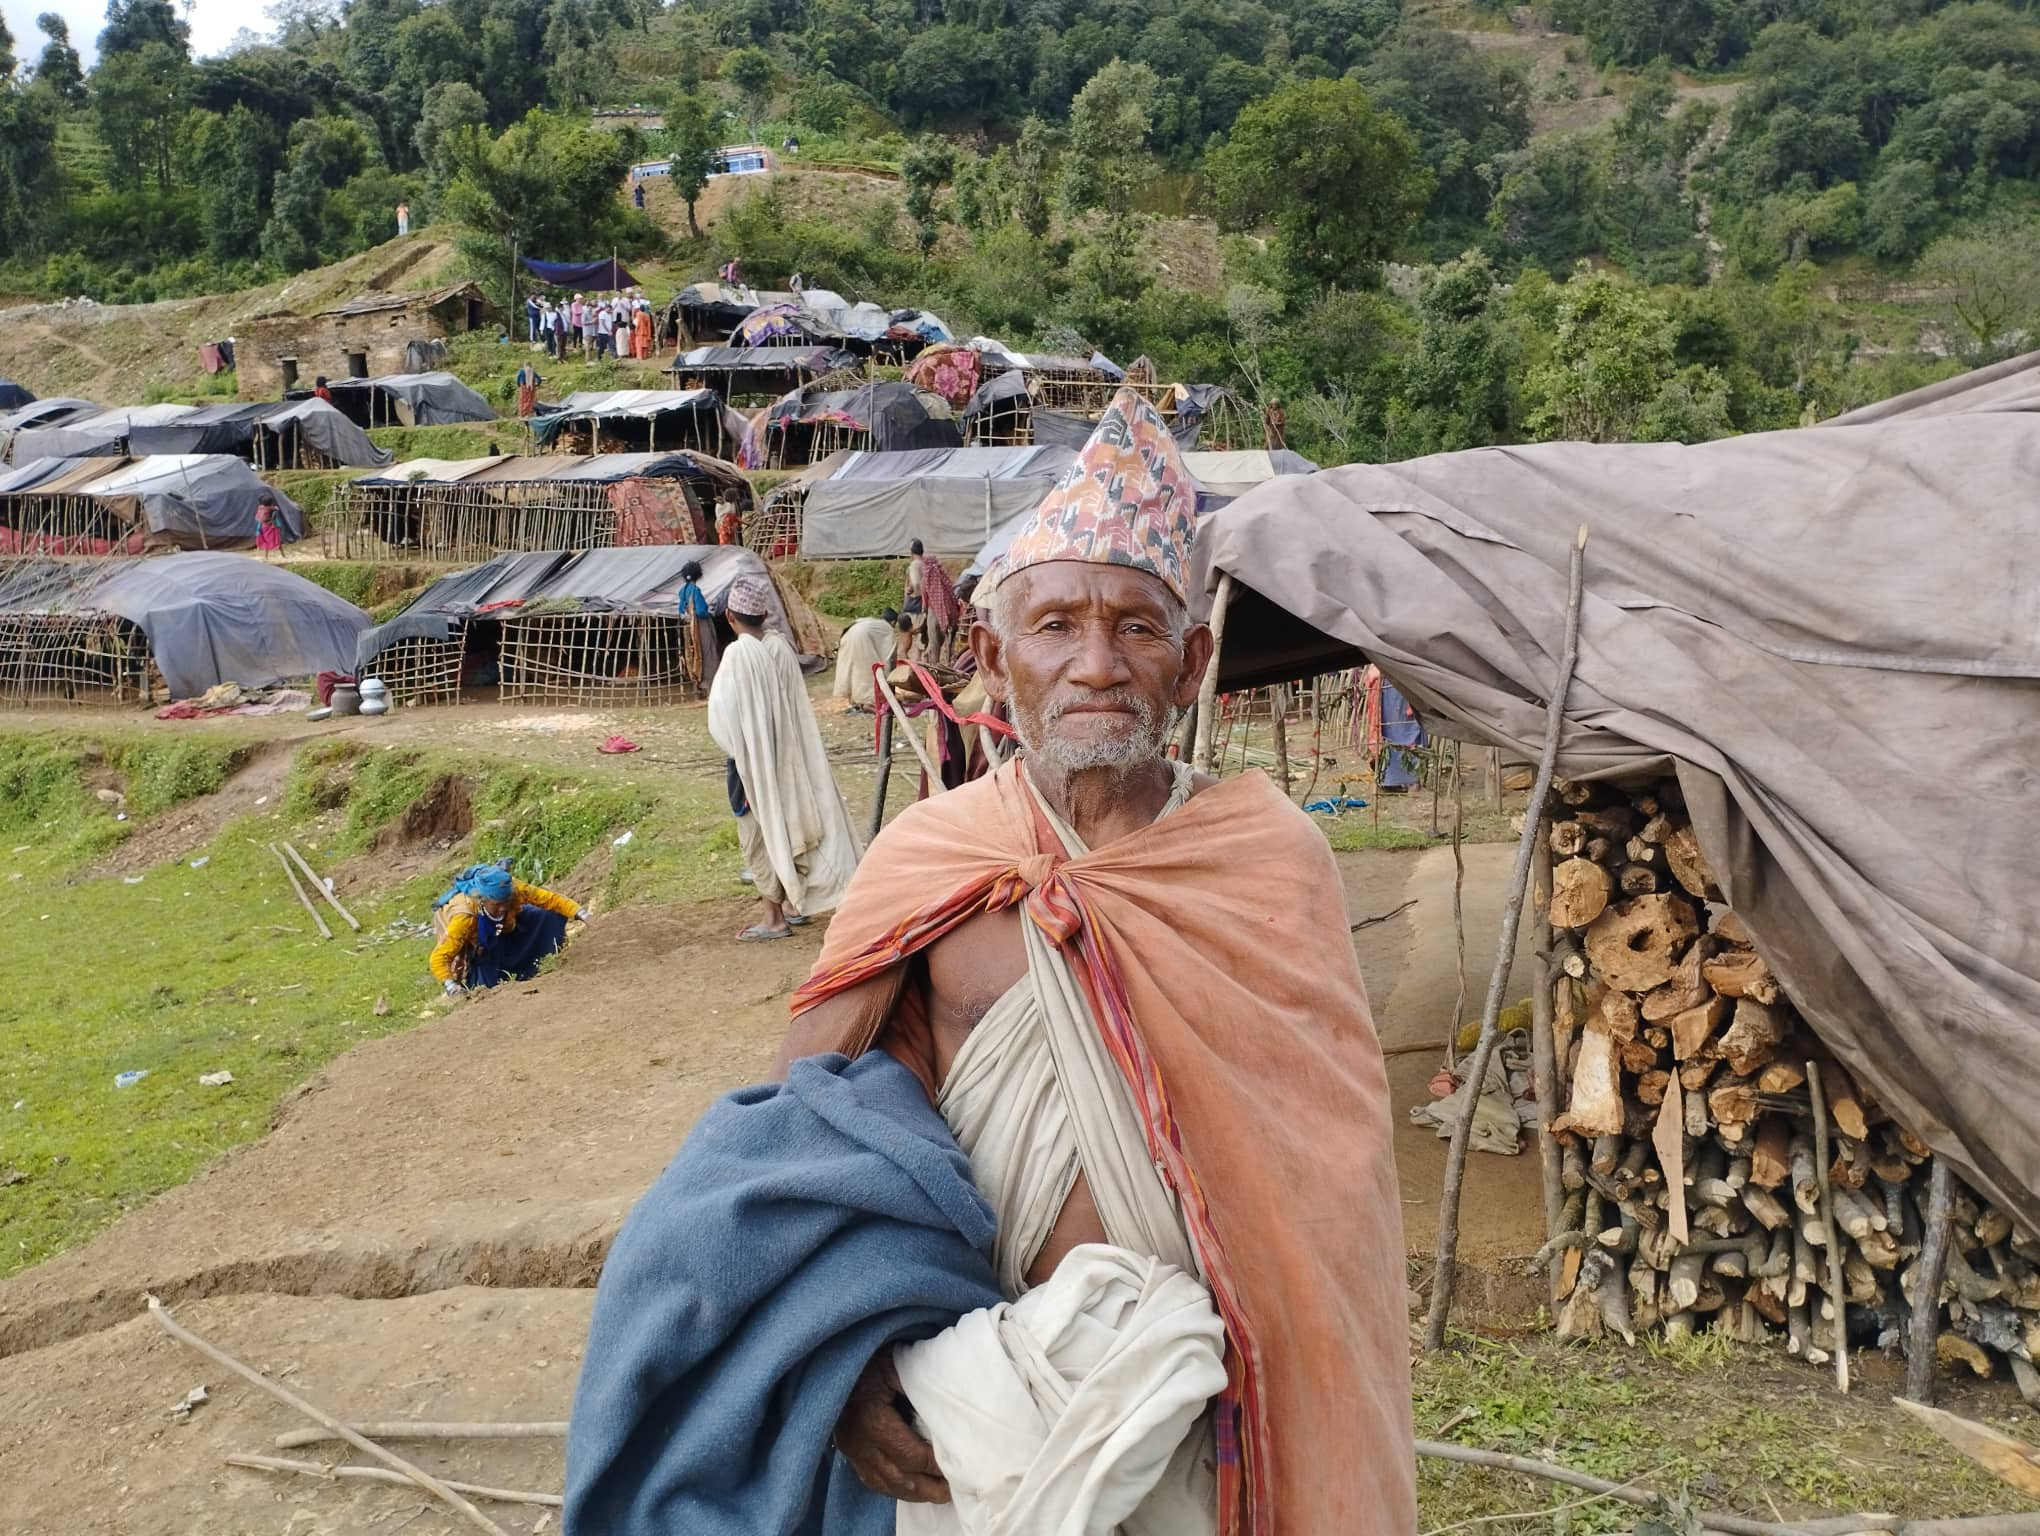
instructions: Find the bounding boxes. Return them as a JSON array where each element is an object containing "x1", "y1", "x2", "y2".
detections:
[{"x1": 5, "y1": 0, "x2": 250, "y2": 69}]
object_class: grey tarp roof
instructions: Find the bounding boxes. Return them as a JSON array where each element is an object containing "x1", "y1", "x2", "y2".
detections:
[
  {"x1": 800, "y1": 446, "x2": 1075, "y2": 558},
  {"x1": 529, "y1": 389, "x2": 741, "y2": 450},
  {"x1": 127, "y1": 399, "x2": 393, "y2": 467},
  {"x1": 353, "y1": 450, "x2": 750, "y2": 502},
  {"x1": 1203, "y1": 409, "x2": 2040, "y2": 1231},
  {"x1": 0, "y1": 398, "x2": 98, "y2": 461},
  {"x1": 0, "y1": 553, "x2": 368, "y2": 697},
  {"x1": 1821, "y1": 346, "x2": 2040, "y2": 425},
  {"x1": 358, "y1": 545, "x2": 801, "y2": 669},
  {"x1": 0, "y1": 455, "x2": 306, "y2": 549},
  {"x1": 323, "y1": 372, "x2": 495, "y2": 425},
  {"x1": 12, "y1": 403, "x2": 202, "y2": 461}
]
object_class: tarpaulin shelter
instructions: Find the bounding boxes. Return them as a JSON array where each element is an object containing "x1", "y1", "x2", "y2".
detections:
[
  {"x1": 0, "y1": 380, "x2": 32, "y2": 411},
  {"x1": 0, "y1": 455, "x2": 305, "y2": 554},
  {"x1": 11, "y1": 403, "x2": 205, "y2": 462},
  {"x1": 1820, "y1": 346, "x2": 2040, "y2": 424},
  {"x1": 356, "y1": 544, "x2": 809, "y2": 707},
  {"x1": 125, "y1": 398, "x2": 394, "y2": 469},
  {"x1": 964, "y1": 370, "x2": 1255, "y2": 451},
  {"x1": 0, "y1": 552, "x2": 367, "y2": 705},
  {"x1": 0, "y1": 398, "x2": 98, "y2": 462},
  {"x1": 663, "y1": 345, "x2": 861, "y2": 401},
  {"x1": 521, "y1": 257, "x2": 640, "y2": 290},
  {"x1": 1200, "y1": 401, "x2": 2040, "y2": 1234},
  {"x1": 329, "y1": 451, "x2": 746, "y2": 563},
  {"x1": 318, "y1": 372, "x2": 496, "y2": 429},
  {"x1": 733, "y1": 302, "x2": 841, "y2": 349},
  {"x1": 669, "y1": 283, "x2": 797, "y2": 346},
  {"x1": 529, "y1": 389, "x2": 746, "y2": 458},
  {"x1": 743, "y1": 380, "x2": 962, "y2": 469},
  {"x1": 791, "y1": 446, "x2": 1075, "y2": 559}
]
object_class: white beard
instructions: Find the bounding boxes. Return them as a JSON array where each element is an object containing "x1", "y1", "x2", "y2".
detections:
[{"x1": 1010, "y1": 689, "x2": 1181, "y2": 773}]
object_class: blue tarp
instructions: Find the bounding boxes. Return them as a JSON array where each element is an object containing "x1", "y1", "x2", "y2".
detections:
[{"x1": 522, "y1": 257, "x2": 640, "y2": 290}]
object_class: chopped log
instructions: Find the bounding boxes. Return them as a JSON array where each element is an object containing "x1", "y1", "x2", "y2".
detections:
[
  {"x1": 1757, "y1": 1058, "x2": 1808, "y2": 1093},
  {"x1": 1638, "y1": 813, "x2": 1674, "y2": 845},
  {"x1": 1560, "y1": 1140, "x2": 1584, "y2": 1192},
  {"x1": 1708, "y1": 1075, "x2": 1760, "y2": 1127},
  {"x1": 1857, "y1": 1229, "x2": 1902, "y2": 1269},
  {"x1": 1549, "y1": 858, "x2": 1612, "y2": 929},
  {"x1": 1600, "y1": 1265, "x2": 1638, "y2": 1345},
  {"x1": 1832, "y1": 1186, "x2": 1888, "y2": 1241},
  {"x1": 2012, "y1": 1356, "x2": 2040, "y2": 1408},
  {"x1": 1937, "y1": 1332, "x2": 1995, "y2": 1378},
  {"x1": 1977, "y1": 1206, "x2": 2013, "y2": 1248},
  {"x1": 1619, "y1": 863, "x2": 1663, "y2": 896},
  {"x1": 1592, "y1": 1134, "x2": 1622, "y2": 1178},
  {"x1": 1669, "y1": 994, "x2": 1729, "y2": 1061},
  {"x1": 1620, "y1": 1038, "x2": 1663, "y2": 1074},
  {"x1": 1694, "y1": 1203, "x2": 1742, "y2": 1237},
  {"x1": 1683, "y1": 1078, "x2": 1711, "y2": 1138},
  {"x1": 1668, "y1": 1251, "x2": 1705, "y2": 1309},
  {"x1": 1678, "y1": 1057, "x2": 1719, "y2": 1094},
  {"x1": 1643, "y1": 936, "x2": 1719, "y2": 1022},
  {"x1": 1625, "y1": 835, "x2": 1659, "y2": 866},
  {"x1": 1894, "y1": 1398, "x2": 2040, "y2": 1497},
  {"x1": 1555, "y1": 779, "x2": 1596, "y2": 807},
  {"x1": 1584, "y1": 894, "x2": 1700, "y2": 993},
  {"x1": 1791, "y1": 1136, "x2": 1820, "y2": 1215},
  {"x1": 1664, "y1": 822, "x2": 1722, "y2": 901},
  {"x1": 1637, "y1": 1069, "x2": 1672, "y2": 1106},
  {"x1": 1643, "y1": 1023, "x2": 1670, "y2": 1049},
  {"x1": 1720, "y1": 999, "x2": 1790, "y2": 1075},
  {"x1": 1719, "y1": 1300, "x2": 1767, "y2": 1344},
  {"x1": 1822, "y1": 1059, "x2": 1870, "y2": 1140},
  {"x1": 1751, "y1": 1118, "x2": 1792, "y2": 1190},
  {"x1": 1550, "y1": 819, "x2": 1587, "y2": 856},
  {"x1": 1761, "y1": 1227, "x2": 1793, "y2": 1279},
  {"x1": 1574, "y1": 806, "x2": 1637, "y2": 841},
  {"x1": 1705, "y1": 950, "x2": 1783, "y2": 1005},
  {"x1": 1589, "y1": 984, "x2": 1641, "y2": 1044},
  {"x1": 1653, "y1": 1082, "x2": 1689, "y2": 1243},
  {"x1": 1747, "y1": 1285, "x2": 1787, "y2": 1326},
  {"x1": 1742, "y1": 1185, "x2": 1792, "y2": 1231},
  {"x1": 1557, "y1": 943, "x2": 1588, "y2": 980},
  {"x1": 1711, "y1": 908, "x2": 1752, "y2": 946},
  {"x1": 1566, "y1": 1030, "x2": 1625, "y2": 1137},
  {"x1": 1584, "y1": 836, "x2": 1617, "y2": 866}
]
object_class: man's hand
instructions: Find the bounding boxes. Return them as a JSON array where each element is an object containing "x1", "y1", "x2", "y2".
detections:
[{"x1": 835, "y1": 1353, "x2": 948, "y2": 1504}]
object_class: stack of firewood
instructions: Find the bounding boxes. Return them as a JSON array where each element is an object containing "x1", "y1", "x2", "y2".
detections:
[{"x1": 1540, "y1": 777, "x2": 2039, "y2": 1393}]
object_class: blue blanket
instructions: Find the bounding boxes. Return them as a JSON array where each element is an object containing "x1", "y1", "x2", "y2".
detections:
[{"x1": 564, "y1": 1051, "x2": 1002, "y2": 1535}]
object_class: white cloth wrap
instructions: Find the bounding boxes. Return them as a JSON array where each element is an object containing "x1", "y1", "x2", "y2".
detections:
[
  {"x1": 895, "y1": 760, "x2": 1221, "y2": 1536},
  {"x1": 706, "y1": 631, "x2": 862, "y2": 913},
  {"x1": 833, "y1": 617, "x2": 896, "y2": 708}
]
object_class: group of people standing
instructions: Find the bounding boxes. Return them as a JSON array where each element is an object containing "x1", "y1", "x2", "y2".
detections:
[{"x1": 529, "y1": 290, "x2": 656, "y2": 362}]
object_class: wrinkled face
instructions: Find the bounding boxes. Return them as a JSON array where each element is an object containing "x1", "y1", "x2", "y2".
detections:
[
  {"x1": 975, "y1": 562, "x2": 1211, "y2": 773},
  {"x1": 478, "y1": 897, "x2": 509, "y2": 922}
]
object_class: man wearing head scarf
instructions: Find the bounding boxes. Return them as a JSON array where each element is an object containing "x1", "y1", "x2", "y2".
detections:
[
  {"x1": 708, "y1": 573, "x2": 863, "y2": 942},
  {"x1": 774, "y1": 389, "x2": 1414, "y2": 1535},
  {"x1": 428, "y1": 863, "x2": 580, "y2": 993}
]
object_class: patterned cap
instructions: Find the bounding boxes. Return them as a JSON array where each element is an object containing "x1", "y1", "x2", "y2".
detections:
[
  {"x1": 727, "y1": 574, "x2": 773, "y2": 619},
  {"x1": 1000, "y1": 387, "x2": 1196, "y2": 604}
]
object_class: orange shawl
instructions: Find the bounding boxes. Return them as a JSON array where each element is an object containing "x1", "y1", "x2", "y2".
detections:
[{"x1": 786, "y1": 761, "x2": 1414, "y2": 1535}]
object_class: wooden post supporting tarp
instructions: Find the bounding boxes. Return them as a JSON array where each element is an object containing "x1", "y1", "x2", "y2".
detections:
[{"x1": 1192, "y1": 573, "x2": 1234, "y2": 774}]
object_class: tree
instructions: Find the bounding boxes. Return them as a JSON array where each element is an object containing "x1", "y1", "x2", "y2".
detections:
[
  {"x1": 99, "y1": 0, "x2": 190, "y2": 59},
  {"x1": 1386, "y1": 250, "x2": 1511, "y2": 455},
  {"x1": 901, "y1": 134, "x2": 954, "y2": 256},
  {"x1": 1861, "y1": 158, "x2": 1940, "y2": 260},
  {"x1": 1208, "y1": 78, "x2": 1432, "y2": 291},
  {"x1": 950, "y1": 149, "x2": 1004, "y2": 234},
  {"x1": 1521, "y1": 267, "x2": 1730, "y2": 443},
  {"x1": 34, "y1": 14, "x2": 85, "y2": 105},
  {"x1": 1006, "y1": 114, "x2": 1053, "y2": 238},
  {"x1": 0, "y1": 11, "x2": 13, "y2": 77},
  {"x1": 1363, "y1": 24, "x2": 1531, "y2": 228},
  {"x1": 93, "y1": 42, "x2": 190, "y2": 193},
  {"x1": 545, "y1": 0, "x2": 618, "y2": 110},
  {"x1": 664, "y1": 93, "x2": 719, "y2": 238},
  {"x1": 723, "y1": 46, "x2": 775, "y2": 137},
  {"x1": 1917, "y1": 222, "x2": 2040, "y2": 363},
  {"x1": 179, "y1": 104, "x2": 282, "y2": 261},
  {"x1": 261, "y1": 114, "x2": 379, "y2": 271},
  {"x1": 792, "y1": 76, "x2": 856, "y2": 136},
  {"x1": 1059, "y1": 59, "x2": 1158, "y2": 220},
  {"x1": 415, "y1": 81, "x2": 488, "y2": 201}
]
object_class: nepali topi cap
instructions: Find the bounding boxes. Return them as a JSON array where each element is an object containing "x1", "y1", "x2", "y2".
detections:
[
  {"x1": 999, "y1": 386, "x2": 1196, "y2": 605},
  {"x1": 727, "y1": 574, "x2": 773, "y2": 619}
]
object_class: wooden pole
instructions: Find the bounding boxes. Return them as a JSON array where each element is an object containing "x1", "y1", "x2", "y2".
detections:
[
  {"x1": 873, "y1": 670, "x2": 941, "y2": 789},
  {"x1": 147, "y1": 1298, "x2": 509, "y2": 1536},
  {"x1": 1528, "y1": 837, "x2": 1567, "y2": 1283},
  {"x1": 226, "y1": 1455, "x2": 561, "y2": 1509},
  {"x1": 867, "y1": 700, "x2": 895, "y2": 841},
  {"x1": 271, "y1": 843, "x2": 331, "y2": 940},
  {"x1": 1269, "y1": 682, "x2": 1290, "y2": 795},
  {"x1": 1425, "y1": 525, "x2": 1589, "y2": 1352},
  {"x1": 276, "y1": 1421, "x2": 567, "y2": 1449},
  {"x1": 1905, "y1": 1158, "x2": 1956, "y2": 1404},
  {"x1": 1448, "y1": 761, "x2": 1466, "y2": 1073},
  {"x1": 282, "y1": 842, "x2": 360, "y2": 931},
  {"x1": 1192, "y1": 572, "x2": 1233, "y2": 774},
  {"x1": 1807, "y1": 1058, "x2": 1852, "y2": 1394}
]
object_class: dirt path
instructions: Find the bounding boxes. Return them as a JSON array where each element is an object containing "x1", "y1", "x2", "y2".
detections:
[{"x1": 14, "y1": 319, "x2": 123, "y2": 400}]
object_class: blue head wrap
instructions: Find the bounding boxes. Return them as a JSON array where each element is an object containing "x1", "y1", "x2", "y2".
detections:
[{"x1": 435, "y1": 860, "x2": 514, "y2": 910}]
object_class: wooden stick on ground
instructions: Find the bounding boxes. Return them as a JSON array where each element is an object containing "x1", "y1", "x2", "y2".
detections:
[
  {"x1": 1192, "y1": 572, "x2": 1234, "y2": 774},
  {"x1": 1905, "y1": 1159, "x2": 1956, "y2": 1404},
  {"x1": 270, "y1": 842, "x2": 332, "y2": 940},
  {"x1": 275, "y1": 1421, "x2": 570, "y2": 1449},
  {"x1": 1425, "y1": 525, "x2": 1589, "y2": 1353},
  {"x1": 1807, "y1": 1059, "x2": 1852, "y2": 1394},
  {"x1": 146, "y1": 1297, "x2": 509, "y2": 1536},
  {"x1": 226, "y1": 1455, "x2": 561, "y2": 1509},
  {"x1": 866, "y1": 702, "x2": 895, "y2": 842},
  {"x1": 281, "y1": 842, "x2": 360, "y2": 931}
]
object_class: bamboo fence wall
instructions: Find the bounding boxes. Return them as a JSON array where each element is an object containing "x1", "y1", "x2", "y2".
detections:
[{"x1": 0, "y1": 614, "x2": 157, "y2": 707}]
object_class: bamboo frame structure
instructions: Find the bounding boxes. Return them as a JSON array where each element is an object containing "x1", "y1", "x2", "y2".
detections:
[
  {"x1": 361, "y1": 625, "x2": 467, "y2": 706},
  {"x1": 961, "y1": 379, "x2": 1257, "y2": 452},
  {"x1": 748, "y1": 479, "x2": 809, "y2": 558},
  {"x1": 0, "y1": 492, "x2": 147, "y2": 556},
  {"x1": 0, "y1": 613, "x2": 158, "y2": 706},
  {"x1": 323, "y1": 479, "x2": 707, "y2": 564},
  {"x1": 497, "y1": 610, "x2": 699, "y2": 706}
]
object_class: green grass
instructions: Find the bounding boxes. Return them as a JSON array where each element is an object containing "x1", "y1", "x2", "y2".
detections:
[
  {"x1": 1320, "y1": 815, "x2": 1438, "y2": 851},
  {"x1": 779, "y1": 557, "x2": 912, "y2": 622},
  {"x1": 366, "y1": 419, "x2": 522, "y2": 461},
  {"x1": 268, "y1": 469, "x2": 354, "y2": 530}
]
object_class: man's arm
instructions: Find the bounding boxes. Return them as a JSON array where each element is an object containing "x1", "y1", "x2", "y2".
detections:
[{"x1": 768, "y1": 968, "x2": 898, "y2": 1079}]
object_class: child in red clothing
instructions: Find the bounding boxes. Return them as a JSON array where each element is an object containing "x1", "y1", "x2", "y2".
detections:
[{"x1": 255, "y1": 492, "x2": 284, "y2": 559}]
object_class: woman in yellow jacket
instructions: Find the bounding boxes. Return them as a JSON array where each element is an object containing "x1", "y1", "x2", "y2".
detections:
[{"x1": 430, "y1": 863, "x2": 580, "y2": 993}]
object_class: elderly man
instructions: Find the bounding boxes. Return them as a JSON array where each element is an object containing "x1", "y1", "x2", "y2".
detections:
[
  {"x1": 708, "y1": 573, "x2": 862, "y2": 941},
  {"x1": 776, "y1": 390, "x2": 1415, "y2": 1534}
]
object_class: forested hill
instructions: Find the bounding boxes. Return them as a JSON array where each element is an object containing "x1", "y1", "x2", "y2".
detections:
[{"x1": 2, "y1": 0, "x2": 2038, "y2": 465}]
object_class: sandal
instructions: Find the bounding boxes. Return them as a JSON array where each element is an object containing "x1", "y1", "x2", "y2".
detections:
[
  {"x1": 736, "y1": 924, "x2": 792, "y2": 942},
  {"x1": 785, "y1": 913, "x2": 811, "y2": 927}
]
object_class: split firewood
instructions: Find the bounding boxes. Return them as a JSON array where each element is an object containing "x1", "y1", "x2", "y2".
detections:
[
  {"x1": 1624, "y1": 836, "x2": 1659, "y2": 866},
  {"x1": 1756, "y1": 1057, "x2": 1807, "y2": 1093},
  {"x1": 1618, "y1": 863, "x2": 1662, "y2": 896},
  {"x1": 1638, "y1": 813, "x2": 1673, "y2": 845},
  {"x1": 1668, "y1": 1251, "x2": 1704, "y2": 1310},
  {"x1": 1821, "y1": 1059, "x2": 1870, "y2": 1140},
  {"x1": 1636, "y1": 1069, "x2": 1671, "y2": 1106},
  {"x1": 1619, "y1": 1039, "x2": 1662, "y2": 1074},
  {"x1": 1560, "y1": 1140, "x2": 1584, "y2": 1192},
  {"x1": 1573, "y1": 806, "x2": 1637, "y2": 841},
  {"x1": 1565, "y1": 1030, "x2": 1625, "y2": 1138},
  {"x1": 1642, "y1": 937, "x2": 1718, "y2": 1022},
  {"x1": 1742, "y1": 1184, "x2": 1792, "y2": 1231},
  {"x1": 1555, "y1": 779, "x2": 1597, "y2": 807},
  {"x1": 1855, "y1": 1229, "x2": 1902, "y2": 1269},
  {"x1": 1710, "y1": 908, "x2": 1752, "y2": 946},
  {"x1": 1550, "y1": 819, "x2": 1587, "y2": 857},
  {"x1": 1937, "y1": 1331, "x2": 1995, "y2": 1378},
  {"x1": 1707, "y1": 1075, "x2": 1760, "y2": 1127},
  {"x1": 1669, "y1": 995, "x2": 1729, "y2": 1061},
  {"x1": 1719, "y1": 999, "x2": 1790, "y2": 1075},
  {"x1": 1747, "y1": 1286, "x2": 1787, "y2": 1326},
  {"x1": 1831, "y1": 1186, "x2": 1888, "y2": 1241},
  {"x1": 1583, "y1": 894, "x2": 1699, "y2": 993},
  {"x1": 1750, "y1": 1119, "x2": 1791, "y2": 1190},
  {"x1": 1590, "y1": 985, "x2": 1640, "y2": 1044},
  {"x1": 1548, "y1": 858, "x2": 1611, "y2": 929},
  {"x1": 1977, "y1": 1206, "x2": 2014, "y2": 1248},
  {"x1": 1791, "y1": 1136, "x2": 1820, "y2": 1216},
  {"x1": 1584, "y1": 836, "x2": 1617, "y2": 866},
  {"x1": 1893, "y1": 1398, "x2": 2040, "y2": 1497},
  {"x1": 1663, "y1": 823, "x2": 1722, "y2": 901},
  {"x1": 1591, "y1": 1134, "x2": 1621, "y2": 1179},
  {"x1": 1682, "y1": 1079, "x2": 1710, "y2": 1138},
  {"x1": 1703, "y1": 949, "x2": 1782, "y2": 1005}
]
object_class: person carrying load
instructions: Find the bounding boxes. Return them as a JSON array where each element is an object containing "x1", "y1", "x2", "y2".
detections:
[{"x1": 429, "y1": 862, "x2": 581, "y2": 993}]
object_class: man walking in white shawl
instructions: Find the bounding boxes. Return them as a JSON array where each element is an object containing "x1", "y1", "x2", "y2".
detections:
[{"x1": 708, "y1": 575, "x2": 862, "y2": 942}]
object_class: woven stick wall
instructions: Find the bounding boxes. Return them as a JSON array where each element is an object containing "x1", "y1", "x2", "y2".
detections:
[
  {"x1": 498, "y1": 610, "x2": 698, "y2": 706},
  {"x1": 0, "y1": 614, "x2": 157, "y2": 707},
  {"x1": 325, "y1": 482, "x2": 622, "y2": 563},
  {"x1": 362, "y1": 625, "x2": 467, "y2": 705},
  {"x1": 963, "y1": 395, "x2": 1031, "y2": 446},
  {"x1": 749, "y1": 480, "x2": 808, "y2": 558},
  {"x1": 0, "y1": 494, "x2": 141, "y2": 556}
]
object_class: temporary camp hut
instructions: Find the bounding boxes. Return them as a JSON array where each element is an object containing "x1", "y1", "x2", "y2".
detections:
[
  {"x1": 0, "y1": 456, "x2": 305, "y2": 554},
  {"x1": 733, "y1": 302, "x2": 844, "y2": 349},
  {"x1": 663, "y1": 345, "x2": 861, "y2": 402},
  {"x1": 319, "y1": 371, "x2": 496, "y2": 429},
  {"x1": 744, "y1": 380, "x2": 962, "y2": 469},
  {"x1": 125, "y1": 399, "x2": 393, "y2": 469},
  {"x1": 0, "y1": 398, "x2": 98, "y2": 462},
  {"x1": 0, "y1": 380, "x2": 32, "y2": 411},
  {"x1": 9, "y1": 404, "x2": 209, "y2": 462},
  {"x1": 325, "y1": 452, "x2": 748, "y2": 563},
  {"x1": 237, "y1": 282, "x2": 495, "y2": 399},
  {"x1": 961, "y1": 370, "x2": 1255, "y2": 451},
  {"x1": 669, "y1": 282, "x2": 797, "y2": 346},
  {"x1": 1198, "y1": 387, "x2": 2040, "y2": 1371},
  {"x1": 755, "y1": 446, "x2": 1074, "y2": 560},
  {"x1": 0, "y1": 553, "x2": 367, "y2": 706},
  {"x1": 355, "y1": 545, "x2": 804, "y2": 707},
  {"x1": 529, "y1": 389, "x2": 746, "y2": 457}
]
